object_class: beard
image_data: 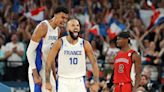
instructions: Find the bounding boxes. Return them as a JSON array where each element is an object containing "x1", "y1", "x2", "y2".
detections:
[{"x1": 69, "y1": 31, "x2": 79, "y2": 40}]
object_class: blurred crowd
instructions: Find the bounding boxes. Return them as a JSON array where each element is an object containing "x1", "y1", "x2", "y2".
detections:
[{"x1": 0, "y1": 0, "x2": 164, "y2": 92}]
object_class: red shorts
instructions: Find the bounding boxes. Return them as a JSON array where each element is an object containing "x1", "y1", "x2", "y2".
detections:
[{"x1": 114, "y1": 82, "x2": 132, "y2": 92}]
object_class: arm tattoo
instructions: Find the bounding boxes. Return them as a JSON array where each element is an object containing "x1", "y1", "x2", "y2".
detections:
[
  {"x1": 46, "y1": 67, "x2": 50, "y2": 83},
  {"x1": 94, "y1": 76, "x2": 100, "y2": 83}
]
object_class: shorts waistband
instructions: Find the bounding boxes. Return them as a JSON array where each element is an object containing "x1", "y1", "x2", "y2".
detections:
[{"x1": 114, "y1": 82, "x2": 131, "y2": 85}]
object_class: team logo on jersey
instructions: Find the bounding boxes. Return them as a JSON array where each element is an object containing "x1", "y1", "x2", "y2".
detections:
[{"x1": 128, "y1": 53, "x2": 131, "y2": 57}]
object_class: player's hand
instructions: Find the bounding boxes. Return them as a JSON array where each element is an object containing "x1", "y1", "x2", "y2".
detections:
[
  {"x1": 33, "y1": 75, "x2": 42, "y2": 85},
  {"x1": 32, "y1": 69, "x2": 42, "y2": 85},
  {"x1": 45, "y1": 82, "x2": 52, "y2": 91},
  {"x1": 90, "y1": 82, "x2": 99, "y2": 92},
  {"x1": 132, "y1": 87, "x2": 137, "y2": 92}
]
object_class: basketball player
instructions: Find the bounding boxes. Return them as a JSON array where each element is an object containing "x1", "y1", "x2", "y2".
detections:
[
  {"x1": 45, "y1": 18, "x2": 99, "y2": 92},
  {"x1": 26, "y1": 6, "x2": 69, "y2": 92},
  {"x1": 113, "y1": 32, "x2": 142, "y2": 92}
]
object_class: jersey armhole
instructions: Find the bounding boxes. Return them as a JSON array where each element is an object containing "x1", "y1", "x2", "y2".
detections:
[
  {"x1": 82, "y1": 40, "x2": 86, "y2": 53},
  {"x1": 131, "y1": 51, "x2": 136, "y2": 63},
  {"x1": 82, "y1": 39, "x2": 85, "y2": 46},
  {"x1": 61, "y1": 38, "x2": 63, "y2": 48},
  {"x1": 55, "y1": 38, "x2": 63, "y2": 64}
]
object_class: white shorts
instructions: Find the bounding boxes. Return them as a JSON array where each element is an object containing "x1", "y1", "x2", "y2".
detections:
[
  {"x1": 57, "y1": 76, "x2": 86, "y2": 92},
  {"x1": 28, "y1": 69, "x2": 56, "y2": 92}
]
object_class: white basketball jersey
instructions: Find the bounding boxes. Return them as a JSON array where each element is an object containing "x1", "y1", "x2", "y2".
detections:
[
  {"x1": 58, "y1": 36, "x2": 86, "y2": 78},
  {"x1": 41, "y1": 20, "x2": 59, "y2": 63},
  {"x1": 28, "y1": 20, "x2": 58, "y2": 92},
  {"x1": 28, "y1": 20, "x2": 59, "y2": 73}
]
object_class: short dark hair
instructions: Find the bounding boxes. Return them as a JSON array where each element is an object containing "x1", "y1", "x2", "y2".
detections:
[
  {"x1": 118, "y1": 31, "x2": 130, "y2": 38},
  {"x1": 54, "y1": 6, "x2": 69, "y2": 14},
  {"x1": 118, "y1": 31, "x2": 131, "y2": 44},
  {"x1": 67, "y1": 18, "x2": 82, "y2": 28}
]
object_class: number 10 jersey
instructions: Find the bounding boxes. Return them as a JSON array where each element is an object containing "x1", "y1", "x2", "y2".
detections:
[{"x1": 57, "y1": 36, "x2": 86, "y2": 78}]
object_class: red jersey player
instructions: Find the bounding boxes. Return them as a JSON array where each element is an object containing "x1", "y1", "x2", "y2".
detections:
[{"x1": 113, "y1": 32, "x2": 142, "y2": 92}]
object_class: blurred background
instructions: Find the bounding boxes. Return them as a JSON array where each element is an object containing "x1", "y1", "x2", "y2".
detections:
[{"x1": 0, "y1": 0, "x2": 163, "y2": 92}]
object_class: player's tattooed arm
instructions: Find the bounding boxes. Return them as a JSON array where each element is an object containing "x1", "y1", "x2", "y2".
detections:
[
  {"x1": 46, "y1": 67, "x2": 51, "y2": 83},
  {"x1": 46, "y1": 39, "x2": 62, "y2": 83},
  {"x1": 84, "y1": 40, "x2": 100, "y2": 91},
  {"x1": 84, "y1": 40, "x2": 99, "y2": 83},
  {"x1": 52, "y1": 62, "x2": 56, "y2": 80},
  {"x1": 132, "y1": 52, "x2": 142, "y2": 91},
  {"x1": 94, "y1": 76, "x2": 100, "y2": 83}
]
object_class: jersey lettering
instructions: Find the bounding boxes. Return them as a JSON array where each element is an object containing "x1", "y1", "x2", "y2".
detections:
[{"x1": 64, "y1": 50, "x2": 82, "y2": 55}]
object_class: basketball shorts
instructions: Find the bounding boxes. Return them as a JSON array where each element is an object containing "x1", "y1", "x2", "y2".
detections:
[
  {"x1": 28, "y1": 69, "x2": 56, "y2": 92},
  {"x1": 57, "y1": 76, "x2": 86, "y2": 92},
  {"x1": 114, "y1": 82, "x2": 132, "y2": 92}
]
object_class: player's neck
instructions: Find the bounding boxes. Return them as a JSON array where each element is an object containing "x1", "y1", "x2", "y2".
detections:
[
  {"x1": 121, "y1": 44, "x2": 131, "y2": 52},
  {"x1": 66, "y1": 36, "x2": 78, "y2": 45},
  {"x1": 49, "y1": 19, "x2": 57, "y2": 29}
]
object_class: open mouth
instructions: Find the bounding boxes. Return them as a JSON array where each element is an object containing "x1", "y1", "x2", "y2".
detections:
[
  {"x1": 73, "y1": 29, "x2": 79, "y2": 36},
  {"x1": 73, "y1": 32, "x2": 78, "y2": 36}
]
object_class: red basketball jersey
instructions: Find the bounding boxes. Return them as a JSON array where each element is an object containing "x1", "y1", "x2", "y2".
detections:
[{"x1": 113, "y1": 50, "x2": 135, "y2": 83}]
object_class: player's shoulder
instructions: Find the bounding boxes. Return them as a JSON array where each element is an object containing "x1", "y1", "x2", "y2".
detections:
[
  {"x1": 37, "y1": 21, "x2": 48, "y2": 30},
  {"x1": 131, "y1": 49, "x2": 141, "y2": 61},
  {"x1": 83, "y1": 39, "x2": 90, "y2": 46},
  {"x1": 132, "y1": 52, "x2": 140, "y2": 58},
  {"x1": 33, "y1": 20, "x2": 48, "y2": 37},
  {"x1": 83, "y1": 39, "x2": 92, "y2": 51},
  {"x1": 131, "y1": 49, "x2": 139, "y2": 56},
  {"x1": 55, "y1": 38, "x2": 63, "y2": 45}
]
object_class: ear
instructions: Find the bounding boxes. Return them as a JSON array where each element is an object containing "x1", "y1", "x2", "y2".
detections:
[
  {"x1": 66, "y1": 24, "x2": 69, "y2": 32},
  {"x1": 54, "y1": 14, "x2": 57, "y2": 18}
]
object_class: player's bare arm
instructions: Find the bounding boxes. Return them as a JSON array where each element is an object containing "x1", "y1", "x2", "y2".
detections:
[
  {"x1": 132, "y1": 52, "x2": 142, "y2": 92},
  {"x1": 84, "y1": 40, "x2": 99, "y2": 91},
  {"x1": 51, "y1": 61, "x2": 56, "y2": 80},
  {"x1": 31, "y1": 23, "x2": 47, "y2": 42},
  {"x1": 31, "y1": 23, "x2": 47, "y2": 78},
  {"x1": 45, "y1": 39, "x2": 62, "y2": 89},
  {"x1": 26, "y1": 22, "x2": 47, "y2": 84}
]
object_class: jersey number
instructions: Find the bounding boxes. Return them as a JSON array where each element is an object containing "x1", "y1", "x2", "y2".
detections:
[
  {"x1": 69, "y1": 58, "x2": 78, "y2": 65},
  {"x1": 118, "y1": 64, "x2": 124, "y2": 73}
]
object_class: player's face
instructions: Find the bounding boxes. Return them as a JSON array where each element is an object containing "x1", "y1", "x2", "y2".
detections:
[
  {"x1": 67, "y1": 19, "x2": 80, "y2": 40},
  {"x1": 116, "y1": 37, "x2": 127, "y2": 47},
  {"x1": 55, "y1": 12, "x2": 68, "y2": 28}
]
